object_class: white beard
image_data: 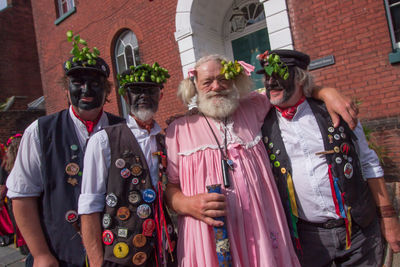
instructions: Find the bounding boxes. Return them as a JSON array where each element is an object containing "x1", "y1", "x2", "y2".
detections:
[
  {"x1": 130, "y1": 108, "x2": 155, "y2": 122},
  {"x1": 197, "y1": 86, "x2": 240, "y2": 120}
]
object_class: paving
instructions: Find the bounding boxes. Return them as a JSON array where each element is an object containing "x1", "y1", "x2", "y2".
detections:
[{"x1": 0, "y1": 244, "x2": 26, "y2": 267}]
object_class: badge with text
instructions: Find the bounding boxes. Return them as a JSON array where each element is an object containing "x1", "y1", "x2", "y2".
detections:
[
  {"x1": 120, "y1": 168, "x2": 131, "y2": 179},
  {"x1": 131, "y1": 164, "x2": 143, "y2": 177},
  {"x1": 102, "y1": 230, "x2": 114, "y2": 245},
  {"x1": 113, "y1": 242, "x2": 129, "y2": 258},
  {"x1": 132, "y1": 251, "x2": 147, "y2": 265},
  {"x1": 102, "y1": 214, "x2": 112, "y2": 229},
  {"x1": 137, "y1": 204, "x2": 151, "y2": 219},
  {"x1": 142, "y1": 219, "x2": 155, "y2": 237},
  {"x1": 344, "y1": 162, "x2": 354, "y2": 179},
  {"x1": 128, "y1": 190, "x2": 141, "y2": 205},
  {"x1": 133, "y1": 234, "x2": 147, "y2": 248},
  {"x1": 106, "y1": 193, "x2": 118, "y2": 207},
  {"x1": 142, "y1": 189, "x2": 156, "y2": 203},
  {"x1": 65, "y1": 210, "x2": 78, "y2": 223},
  {"x1": 117, "y1": 207, "x2": 131, "y2": 221},
  {"x1": 65, "y1": 163, "x2": 80, "y2": 176},
  {"x1": 115, "y1": 158, "x2": 126, "y2": 169},
  {"x1": 117, "y1": 227, "x2": 129, "y2": 238}
]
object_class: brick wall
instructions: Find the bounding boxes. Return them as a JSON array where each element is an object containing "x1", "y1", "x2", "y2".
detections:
[
  {"x1": 288, "y1": 0, "x2": 400, "y2": 181},
  {"x1": 0, "y1": 110, "x2": 45, "y2": 144},
  {"x1": 0, "y1": 0, "x2": 43, "y2": 104},
  {"x1": 30, "y1": 0, "x2": 185, "y2": 129}
]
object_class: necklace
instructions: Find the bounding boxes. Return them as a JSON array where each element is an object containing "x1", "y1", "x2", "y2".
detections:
[{"x1": 202, "y1": 114, "x2": 234, "y2": 188}]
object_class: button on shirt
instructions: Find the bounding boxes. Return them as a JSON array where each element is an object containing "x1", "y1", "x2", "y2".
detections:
[
  {"x1": 78, "y1": 115, "x2": 161, "y2": 215},
  {"x1": 277, "y1": 100, "x2": 383, "y2": 223},
  {"x1": 6, "y1": 106, "x2": 110, "y2": 198}
]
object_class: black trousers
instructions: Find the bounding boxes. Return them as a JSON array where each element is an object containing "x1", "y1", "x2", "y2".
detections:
[{"x1": 297, "y1": 218, "x2": 383, "y2": 267}]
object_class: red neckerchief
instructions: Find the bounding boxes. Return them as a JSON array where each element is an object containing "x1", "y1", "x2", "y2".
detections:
[
  {"x1": 71, "y1": 107, "x2": 103, "y2": 134},
  {"x1": 275, "y1": 95, "x2": 306, "y2": 120},
  {"x1": 132, "y1": 115, "x2": 154, "y2": 133}
]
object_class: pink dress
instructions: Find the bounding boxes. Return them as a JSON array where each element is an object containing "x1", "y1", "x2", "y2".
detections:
[{"x1": 166, "y1": 92, "x2": 300, "y2": 267}]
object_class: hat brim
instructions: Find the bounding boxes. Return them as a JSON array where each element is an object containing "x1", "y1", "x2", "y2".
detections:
[
  {"x1": 124, "y1": 81, "x2": 164, "y2": 89},
  {"x1": 66, "y1": 66, "x2": 108, "y2": 77}
]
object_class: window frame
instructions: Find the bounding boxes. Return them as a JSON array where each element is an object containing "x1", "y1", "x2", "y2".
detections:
[
  {"x1": 114, "y1": 30, "x2": 140, "y2": 117},
  {"x1": 384, "y1": 0, "x2": 400, "y2": 63},
  {"x1": 54, "y1": 0, "x2": 75, "y2": 25},
  {"x1": 0, "y1": 0, "x2": 11, "y2": 12}
]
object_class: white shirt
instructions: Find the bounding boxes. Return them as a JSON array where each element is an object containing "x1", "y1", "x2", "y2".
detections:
[
  {"x1": 6, "y1": 106, "x2": 110, "y2": 198},
  {"x1": 277, "y1": 100, "x2": 383, "y2": 222},
  {"x1": 78, "y1": 115, "x2": 161, "y2": 215}
]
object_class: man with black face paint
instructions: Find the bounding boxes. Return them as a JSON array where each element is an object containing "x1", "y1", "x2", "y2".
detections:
[
  {"x1": 259, "y1": 49, "x2": 400, "y2": 266},
  {"x1": 78, "y1": 64, "x2": 177, "y2": 267},
  {"x1": 6, "y1": 38, "x2": 124, "y2": 267}
]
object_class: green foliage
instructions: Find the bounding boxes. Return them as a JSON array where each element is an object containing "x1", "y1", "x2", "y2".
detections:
[
  {"x1": 220, "y1": 60, "x2": 243, "y2": 80},
  {"x1": 363, "y1": 125, "x2": 386, "y2": 166},
  {"x1": 117, "y1": 62, "x2": 170, "y2": 96},
  {"x1": 264, "y1": 53, "x2": 289, "y2": 80},
  {"x1": 64, "y1": 30, "x2": 100, "y2": 70}
]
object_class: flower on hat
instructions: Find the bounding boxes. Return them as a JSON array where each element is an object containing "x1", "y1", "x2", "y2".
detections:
[
  {"x1": 117, "y1": 62, "x2": 170, "y2": 96},
  {"x1": 64, "y1": 30, "x2": 101, "y2": 70},
  {"x1": 258, "y1": 51, "x2": 289, "y2": 80}
]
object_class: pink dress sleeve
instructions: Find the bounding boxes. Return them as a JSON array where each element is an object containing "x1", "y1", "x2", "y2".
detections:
[{"x1": 165, "y1": 122, "x2": 180, "y2": 184}]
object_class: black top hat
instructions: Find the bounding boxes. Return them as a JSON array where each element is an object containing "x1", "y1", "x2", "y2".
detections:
[
  {"x1": 256, "y1": 49, "x2": 310, "y2": 74},
  {"x1": 63, "y1": 56, "x2": 110, "y2": 78}
]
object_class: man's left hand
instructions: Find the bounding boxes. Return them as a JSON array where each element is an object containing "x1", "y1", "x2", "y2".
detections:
[{"x1": 381, "y1": 216, "x2": 400, "y2": 253}]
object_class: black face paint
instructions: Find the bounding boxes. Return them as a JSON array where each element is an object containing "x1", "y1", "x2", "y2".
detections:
[
  {"x1": 68, "y1": 71, "x2": 107, "y2": 110},
  {"x1": 265, "y1": 67, "x2": 296, "y2": 105},
  {"x1": 126, "y1": 85, "x2": 161, "y2": 115}
]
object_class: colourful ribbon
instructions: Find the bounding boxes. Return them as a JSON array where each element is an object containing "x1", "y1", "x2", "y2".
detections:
[
  {"x1": 6, "y1": 133, "x2": 22, "y2": 147},
  {"x1": 188, "y1": 68, "x2": 196, "y2": 79},
  {"x1": 237, "y1": 61, "x2": 255, "y2": 76},
  {"x1": 328, "y1": 165, "x2": 352, "y2": 250}
]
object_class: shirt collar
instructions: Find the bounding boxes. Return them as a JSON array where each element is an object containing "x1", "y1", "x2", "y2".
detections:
[
  {"x1": 126, "y1": 115, "x2": 161, "y2": 136},
  {"x1": 68, "y1": 106, "x2": 108, "y2": 135}
]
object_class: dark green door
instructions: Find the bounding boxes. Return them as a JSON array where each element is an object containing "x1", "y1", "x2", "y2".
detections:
[{"x1": 231, "y1": 28, "x2": 270, "y2": 90}]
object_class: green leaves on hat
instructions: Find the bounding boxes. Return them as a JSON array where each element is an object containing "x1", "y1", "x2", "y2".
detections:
[
  {"x1": 264, "y1": 53, "x2": 289, "y2": 80},
  {"x1": 220, "y1": 60, "x2": 243, "y2": 80},
  {"x1": 64, "y1": 30, "x2": 101, "y2": 70},
  {"x1": 117, "y1": 62, "x2": 170, "y2": 96}
]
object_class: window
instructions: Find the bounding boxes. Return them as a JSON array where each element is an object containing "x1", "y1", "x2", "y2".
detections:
[
  {"x1": 0, "y1": 0, "x2": 9, "y2": 11},
  {"x1": 54, "y1": 0, "x2": 75, "y2": 25},
  {"x1": 385, "y1": 0, "x2": 400, "y2": 63},
  {"x1": 57, "y1": 0, "x2": 74, "y2": 17},
  {"x1": 231, "y1": 2, "x2": 265, "y2": 33},
  {"x1": 114, "y1": 30, "x2": 140, "y2": 116}
]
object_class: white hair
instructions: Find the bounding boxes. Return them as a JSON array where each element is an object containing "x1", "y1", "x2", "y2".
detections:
[
  {"x1": 294, "y1": 67, "x2": 315, "y2": 97},
  {"x1": 177, "y1": 54, "x2": 253, "y2": 106}
]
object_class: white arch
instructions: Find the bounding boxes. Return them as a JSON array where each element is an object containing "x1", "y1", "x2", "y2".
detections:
[{"x1": 175, "y1": 0, "x2": 293, "y2": 78}]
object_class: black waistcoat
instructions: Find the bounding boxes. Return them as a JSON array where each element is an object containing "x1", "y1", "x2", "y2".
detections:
[
  {"x1": 261, "y1": 99, "x2": 376, "y2": 231},
  {"x1": 38, "y1": 109, "x2": 124, "y2": 265},
  {"x1": 103, "y1": 124, "x2": 177, "y2": 266}
]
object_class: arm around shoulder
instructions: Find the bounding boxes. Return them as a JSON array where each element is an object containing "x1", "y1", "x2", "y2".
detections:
[{"x1": 312, "y1": 86, "x2": 358, "y2": 129}]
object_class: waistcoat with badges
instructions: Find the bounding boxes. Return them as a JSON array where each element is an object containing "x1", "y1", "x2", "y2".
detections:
[
  {"x1": 261, "y1": 99, "x2": 376, "y2": 234},
  {"x1": 103, "y1": 124, "x2": 177, "y2": 266},
  {"x1": 38, "y1": 109, "x2": 124, "y2": 265}
]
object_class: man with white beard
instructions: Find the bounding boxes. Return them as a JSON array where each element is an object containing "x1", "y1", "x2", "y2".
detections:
[
  {"x1": 78, "y1": 64, "x2": 177, "y2": 267},
  {"x1": 164, "y1": 54, "x2": 358, "y2": 267}
]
